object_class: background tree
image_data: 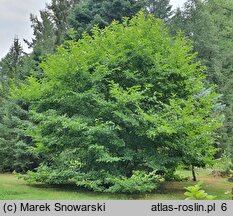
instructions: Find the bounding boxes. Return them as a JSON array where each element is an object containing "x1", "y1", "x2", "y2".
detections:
[
  {"x1": 25, "y1": 0, "x2": 79, "y2": 61},
  {"x1": 68, "y1": 0, "x2": 145, "y2": 38},
  {"x1": 145, "y1": 0, "x2": 172, "y2": 20},
  {"x1": 47, "y1": 0, "x2": 80, "y2": 45},
  {"x1": 170, "y1": 0, "x2": 233, "y2": 163},
  {"x1": 206, "y1": 0, "x2": 233, "y2": 163},
  {"x1": 25, "y1": 10, "x2": 56, "y2": 61},
  {"x1": 0, "y1": 38, "x2": 24, "y2": 88},
  {"x1": 0, "y1": 39, "x2": 39, "y2": 172},
  {"x1": 0, "y1": 98, "x2": 38, "y2": 172}
]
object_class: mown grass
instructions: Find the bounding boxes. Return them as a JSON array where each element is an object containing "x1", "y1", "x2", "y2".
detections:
[{"x1": 0, "y1": 169, "x2": 232, "y2": 200}]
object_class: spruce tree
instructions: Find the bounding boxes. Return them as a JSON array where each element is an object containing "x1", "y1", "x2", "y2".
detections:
[
  {"x1": 170, "y1": 0, "x2": 233, "y2": 163},
  {"x1": 68, "y1": 0, "x2": 144, "y2": 38},
  {"x1": 0, "y1": 39, "x2": 38, "y2": 172},
  {"x1": 145, "y1": 0, "x2": 173, "y2": 20}
]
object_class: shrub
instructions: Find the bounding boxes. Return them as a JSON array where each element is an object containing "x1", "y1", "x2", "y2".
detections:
[{"x1": 184, "y1": 181, "x2": 216, "y2": 200}]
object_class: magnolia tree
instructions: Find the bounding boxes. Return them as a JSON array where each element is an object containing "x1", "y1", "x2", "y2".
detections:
[{"x1": 13, "y1": 13, "x2": 222, "y2": 193}]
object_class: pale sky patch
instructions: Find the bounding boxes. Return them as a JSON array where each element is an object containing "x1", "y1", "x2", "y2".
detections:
[
  {"x1": 170, "y1": 0, "x2": 187, "y2": 8},
  {"x1": 0, "y1": 0, "x2": 51, "y2": 59},
  {"x1": 0, "y1": 0, "x2": 186, "y2": 59}
]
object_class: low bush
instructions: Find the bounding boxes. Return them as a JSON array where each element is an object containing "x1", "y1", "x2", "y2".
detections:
[{"x1": 184, "y1": 181, "x2": 216, "y2": 200}]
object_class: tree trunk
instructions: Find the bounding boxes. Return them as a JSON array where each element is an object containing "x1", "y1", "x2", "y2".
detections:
[
  {"x1": 191, "y1": 165, "x2": 197, "y2": 181},
  {"x1": 232, "y1": 188, "x2": 233, "y2": 200}
]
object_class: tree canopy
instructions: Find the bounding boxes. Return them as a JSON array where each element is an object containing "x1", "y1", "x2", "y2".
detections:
[
  {"x1": 12, "y1": 13, "x2": 222, "y2": 193},
  {"x1": 1, "y1": 0, "x2": 232, "y2": 192}
]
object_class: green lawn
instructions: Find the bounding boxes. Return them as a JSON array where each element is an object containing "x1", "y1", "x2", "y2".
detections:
[{"x1": 0, "y1": 170, "x2": 232, "y2": 200}]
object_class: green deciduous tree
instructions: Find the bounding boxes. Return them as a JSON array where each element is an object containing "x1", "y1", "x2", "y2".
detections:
[{"x1": 13, "y1": 13, "x2": 222, "y2": 192}]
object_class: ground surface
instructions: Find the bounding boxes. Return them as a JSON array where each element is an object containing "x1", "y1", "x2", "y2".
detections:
[{"x1": 0, "y1": 169, "x2": 232, "y2": 200}]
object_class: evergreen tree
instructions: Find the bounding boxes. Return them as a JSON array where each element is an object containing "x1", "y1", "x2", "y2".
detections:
[
  {"x1": 0, "y1": 39, "x2": 39, "y2": 172},
  {"x1": 145, "y1": 0, "x2": 173, "y2": 20},
  {"x1": 47, "y1": 0, "x2": 80, "y2": 45},
  {"x1": 25, "y1": 10, "x2": 56, "y2": 60},
  {"x1": 25, "y1": 0, "x2": 79, "y2": 60},
  {"x1": 0, "y1": 98, "x2": 38, "y2": 172},
  {"x1": 0, "y1": 38, "x2": 24, "y2": 88},
  {"x1": 170, "y1": 0, "x2": 233, "y2": 163},
  {"x1": 68, "y1": 0, "x2": 144, "y2": 38},
  {"x1": 207, "y1": 0, "x2": 233, "y2": 163}
]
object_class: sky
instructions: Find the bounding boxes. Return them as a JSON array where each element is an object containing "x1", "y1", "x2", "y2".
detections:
[{"x1": 0, "y1": 0, "x2": 186, "y2": 59}]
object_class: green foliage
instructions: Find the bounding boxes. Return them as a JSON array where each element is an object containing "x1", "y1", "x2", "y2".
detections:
[
  {"x1": 0, "y1": 39, "x2": 39, "y2": 173},
  {"x1": 68, "y1": 0, "x2": 144, "y2": 39},
  {"x1": 170, "y1": 171, "x2": 189, "y2": 182},
  {"x1": 0, "y1": 1, "x2": 80, "y2": 174},
  {"x1": 170, "y1": 0, "x2": 233, "y2": 165},
  {"x1": 184, "y1": 181, "x2": 216, "y2": 200},
  {"x1": 0, "y1": 99, "x2": 38, "y2": 172},
  {"x1": 67, "y1": 0, "x2": 174, "y2": 41},
  {"x1": 25, "y1": 0, "x2": 79, "y2": 62},
  {"x1": 0, "y1": 38, "x2": 24, "y2": 90},
  {"x1": 11, "y1": 12, "x2": 222, "y2": 192},
  {"x1": 100, "y1": 171, "x2": 162, "y2": 193},
  {"x1": 27, "y1": 10, "x2": 56, "y2": 57},
  {"x1": 211, "y1": 154, "x2": 232, "y2": 171},
  {"x1": 145, "y1": 0, "x2": 172, "y2": 20}
]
